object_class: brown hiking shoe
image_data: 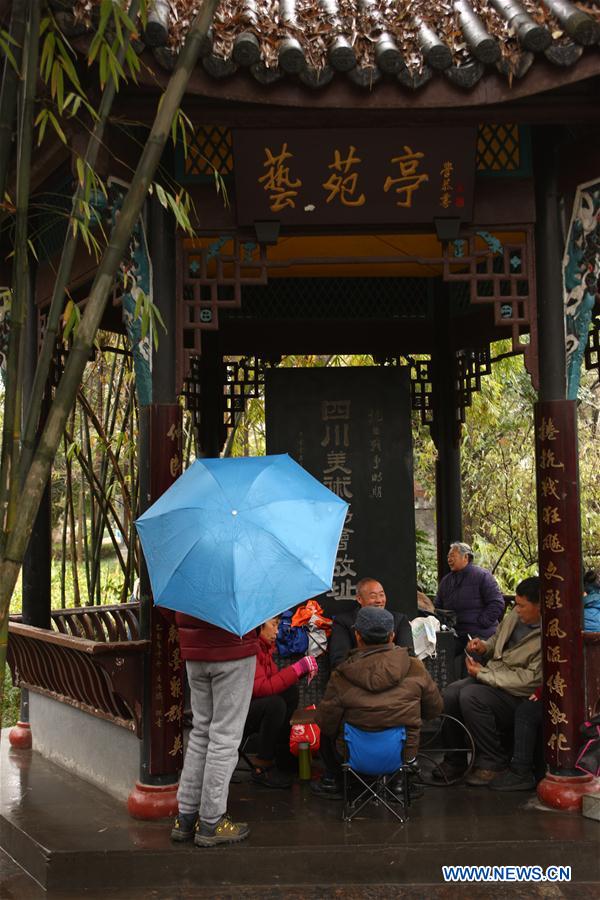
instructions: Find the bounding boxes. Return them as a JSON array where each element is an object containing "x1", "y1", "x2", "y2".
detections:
[
  {"x1": 465, "y1": 767, "x2": 505, "y2": 786},
  {"x1": 194, "y1": 813, "x2": 250, "y2": 847}
]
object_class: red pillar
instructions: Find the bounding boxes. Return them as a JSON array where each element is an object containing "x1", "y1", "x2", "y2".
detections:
[
  {"x1": 534, "y1": 400, "x2": 600, "y2": 810},
  {"x1": 128, "y1": 404, "x2": 184, "y2": 820}
]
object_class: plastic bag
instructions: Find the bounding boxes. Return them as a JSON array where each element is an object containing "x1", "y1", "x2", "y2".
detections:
[{"x1": 410, "y1": 615, "x2": 440, "y2": 660}]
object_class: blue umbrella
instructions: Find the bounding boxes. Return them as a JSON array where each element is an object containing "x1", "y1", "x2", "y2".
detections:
[{"x1": 135, "y1": 454, "x2": 348, "y2": 636}]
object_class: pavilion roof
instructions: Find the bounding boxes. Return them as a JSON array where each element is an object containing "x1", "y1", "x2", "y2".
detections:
[{"x1": 70, "y1": 1, "x2": 600, "y2": 93}]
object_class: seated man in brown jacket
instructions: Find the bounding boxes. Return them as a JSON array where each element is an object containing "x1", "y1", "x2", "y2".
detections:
[{"x1": 312, "y1": 606, "x2": 443, "y2": 799}]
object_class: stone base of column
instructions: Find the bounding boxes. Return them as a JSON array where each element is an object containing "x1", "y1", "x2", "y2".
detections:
[
  {"x1": 537, "y1": 772, "x2": 600, "y2": 812},
  {"x1": 127, "y1": 781, "x2": 179, "y2": 820},
  {"x1": 8, "y1": 722, "x2": 32, "y2": 750}
]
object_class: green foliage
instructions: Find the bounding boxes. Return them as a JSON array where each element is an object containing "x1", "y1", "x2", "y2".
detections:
[
  {"x1": 2, "y1": 664, "x2": 20, "y2": 729},
  {"x1": 415, "y1": 528, "x2": 437, "y2": 594}
]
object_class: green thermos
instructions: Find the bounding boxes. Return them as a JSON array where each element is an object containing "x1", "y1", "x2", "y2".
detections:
[{"x1": 298, "y1": 741, "x2": 311, "y2": 780}]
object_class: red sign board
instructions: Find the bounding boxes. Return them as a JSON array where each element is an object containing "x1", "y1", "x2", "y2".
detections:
[{"x1": 233, "y1": 128, "x2": 476, "y2": 227}]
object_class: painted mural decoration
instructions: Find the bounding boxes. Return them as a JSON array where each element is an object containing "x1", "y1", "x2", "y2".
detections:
[
  {"x1": 94, "y1": 178, "x2": 153, "y2": 407},
  {"x1": 563, "y1": 178, "x2": 600, "y2": 400}
]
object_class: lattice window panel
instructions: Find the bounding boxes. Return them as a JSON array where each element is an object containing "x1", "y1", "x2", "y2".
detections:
[
  {"x1": 456, "y1": 347, "x2": 492, "y2": 423},
  {"x1": 224, "y1": 277, "x2": 430, "y2": 321},
  {"x1": 183, "y1": 126, "x2": 233, "y2": 179},
  {"x1": 585, "y1": 316, "x2": 600, "y2": 379},
  {"x1": 477, "y1": 124, "x2": 520, "y2": 172},
  {"x1": 374, "y1": 354, "x2": 434, "y2": 425},
  {"x1": 181, "y1": 355, "x2": 203, "y2": 433},
  {"x1": 442, "y1": 228, "x2": 538, "y2": 389},
  {"x1": 178, "y1": 237, "x2": 268, "y2": 385},
  {"x1": 223, "y1": 356, "x2": 282, "y2": 433}
]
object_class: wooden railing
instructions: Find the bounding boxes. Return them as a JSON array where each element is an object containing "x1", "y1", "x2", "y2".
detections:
[{"x1": 8, "y1": 603, "x2": 148, "y2": 735}]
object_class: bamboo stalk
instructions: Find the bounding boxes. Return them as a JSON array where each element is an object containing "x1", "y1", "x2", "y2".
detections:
[
  {"x1": 0, "y1": 0, "x2": 26, "y2": 210},
  {"x1": 67, "y1": 410, "x2": 81, "y2": 607},
  {"x1": 0, "y1": 0, "x2": 221, "y2": 623},
  {"x1": 0, "y1": 0, "x2": 40, "y2": 553},
  {"x1": 18, "y1": 0, "x2": 141, "y2": 486}
]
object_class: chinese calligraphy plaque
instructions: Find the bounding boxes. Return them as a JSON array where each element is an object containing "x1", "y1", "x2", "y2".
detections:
[
  {"x1": 265, "y1": 367, "x2": 417, "y2": 618},
  {"x1": 233, "y1": 128, "x2": 476, "y2": 227},
  {"x1": 534, "y1": 400, "x2": 583, "y2": 773},
  {"x1": 148, "y1": 404, "x2": 184, "y2": 775}
]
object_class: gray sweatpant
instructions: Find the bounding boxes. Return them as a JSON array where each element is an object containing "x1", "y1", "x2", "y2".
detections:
[{"x1": 177, "y1": 655, "x2": 256, "y2": 824}]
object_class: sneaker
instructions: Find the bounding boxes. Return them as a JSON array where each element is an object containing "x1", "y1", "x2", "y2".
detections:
[
  {"x1": 170, "y1": 812, "x2": 198, "y2": 843},
  {"x1": 431, "y1": 761, "x2": 468, "y2": 783},
  {"x1": 488, "y1": 769, "x2": 536, "y2": 791},
  {"x1": 251, "y1": 766, "x2": 293, "y2": 789},
  {"x1": 465, "y1": 767, "x2": 505, "y2": 786},
  {"x1": 310, "y1": 777, "x2": 343, "y2": 800},
  {"x1": 194, "y1": 813, "x2": 250, "y2": 848}
]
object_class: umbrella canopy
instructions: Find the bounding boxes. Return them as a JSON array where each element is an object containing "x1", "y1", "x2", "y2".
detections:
[{"x1": 135, "y1": 454, "x2": 348, "y2": 636}]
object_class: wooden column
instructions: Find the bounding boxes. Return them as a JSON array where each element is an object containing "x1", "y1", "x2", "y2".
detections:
[
  {"x1": 533, "y1": 127, "x2": 598, "y2": 810},
  {"x1": 430, "y1": 283, "x2": 462, "y2": 579},
  {"x1": 10, "y1": 260, "x2": 48, "y2": 749},
  {"x1": 129, "y1": 194, "x2": 183, "y2": 818},
  {"x1": 21, "y1": 262, "x2": 51, "y2": 629}
]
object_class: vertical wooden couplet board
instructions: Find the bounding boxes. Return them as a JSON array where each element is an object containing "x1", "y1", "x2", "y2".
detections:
[
  {"x1": 534, "y1": 399, "x2": 584, "y2": 774},
  {"x1": 265, "y1": 367, "x2": 417, "y2": 618},
  {"x1": 148, "y1": 404, "x2": 184, "y2": 776}
]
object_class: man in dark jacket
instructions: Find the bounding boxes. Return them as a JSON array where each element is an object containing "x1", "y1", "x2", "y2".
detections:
[
  {"x1": 312, "y1": 606, "x2": 443, "y2": 797},
  {"x1": 169, "y1": 613, "x2": 259, "y2": 847},
  {"x1": 435, "y1": 542, "x2": 505, "y2": 658},
  {"x1": 329, "y1": 577, "x2": 414, "y2": 669}
]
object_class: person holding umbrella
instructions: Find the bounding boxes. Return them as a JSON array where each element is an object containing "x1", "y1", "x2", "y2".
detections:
[
  {"x1": 168, "y1": 610, "x2": 259, "y2": 846},
  {"x1": 135, "y1": 454, "x2": 348, "y2": 847}
]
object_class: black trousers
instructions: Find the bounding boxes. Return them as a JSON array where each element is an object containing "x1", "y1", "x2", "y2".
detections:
[
  {"x1": 243, "y1": 684, "x2": 299, "y2": 762},
  {"x1": 512, "y1": 698, "x2": 544, "y2": 776},
  {"x1": 319, "y1": 733, "x2": 344, "y2": 782},
  {"x1": 442, "y1": 676, "x2": 523, "y2": 770}
]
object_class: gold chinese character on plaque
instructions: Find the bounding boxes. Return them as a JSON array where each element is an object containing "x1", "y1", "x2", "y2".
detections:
[
  {"x1": 383, "y1": 146, "x2": 429, "y2": 208},
  {"x1": 544, "y1": 561, "x2": 564, "y2": 582},
  {"x1": 540, "y1": 449, "x2": 564, "y2": 470},
  {"x1": 322, "y1": 146, "x2": 366, "y2": 207},
  {"x1": 546, "y1": 671, "x2": 567, "y2": 698},
  {"x1": 168, "y1": 735, "x2": 183, "y2": 757},
  {"x1": 546, "y1": 645, "x2": 567, "y2": 663},
  {"x1": 164, "y1": 703, "x2": 183, "y2": 725},
  {"x1": 541, "y1": 477, "x2": 560, "y2": 500},
  {"x1": 542, "y1": 533, "x2": 565, "y2": 554},
  {"x1": 258, "y1": 143, "x2": 302, "y2": 212},
  {"x1": 169, "y1": 676, "x2": 182, "y2": 699},
  {"x1": 546, "y1": 617, "x2": 567, "y2": 639},
  {"x1": 544, "y1": 589, "x2": 563, "y2": 609},
  {"x1": 548, "y1": 700, "x2": 568, "y2": 726},
  {"x1": 169, "y1": 455, "x2": 181, "y2": 478},
  {"x1": 542, "y1": 506, "x2": 561, "y2": 525},
  {"x1": 166, "y1": 423, "x2": 181, "y2": 442},
  {"x1": 547, "y1": 733, "x2": 570, "y2": 753},
  {"x1": 168, "y1": 624, "x2": 178, "y2": 644},
  {"x1": 538, "y1": 417, "x2": 559, "y2": 442}
]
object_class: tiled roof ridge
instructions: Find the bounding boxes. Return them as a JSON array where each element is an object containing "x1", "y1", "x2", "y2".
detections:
[{"x1": 63, "y1": 0, "x2": 600, "y2": 90}]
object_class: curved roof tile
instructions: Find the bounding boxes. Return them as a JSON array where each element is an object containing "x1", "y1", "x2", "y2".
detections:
[{"x1": 67, "y1": 0, "x2": 600, "y2": 90}]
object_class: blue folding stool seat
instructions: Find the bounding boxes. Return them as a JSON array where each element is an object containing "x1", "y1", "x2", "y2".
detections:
[{"x1": 342, "y1": 723, "x2": 409, "y2": 823}]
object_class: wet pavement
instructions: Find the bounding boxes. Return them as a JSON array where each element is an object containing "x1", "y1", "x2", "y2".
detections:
[{"x1": 1, "y1": 736, "x2": 598, "y2": 897}]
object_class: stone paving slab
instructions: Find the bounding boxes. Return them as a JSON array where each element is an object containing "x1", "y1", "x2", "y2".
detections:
[{"x1": 1, "y1": 737, "x2": 598, "y2": 895}]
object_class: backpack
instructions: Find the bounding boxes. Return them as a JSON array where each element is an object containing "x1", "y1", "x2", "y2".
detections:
[{"x1": 276, "y1": 609, "x2": 309, "y2": 657}]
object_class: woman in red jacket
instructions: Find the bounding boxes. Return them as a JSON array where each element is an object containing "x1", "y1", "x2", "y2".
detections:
[{"x1": 244, "y1": 616, "x2": 317, "y2": 788}]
